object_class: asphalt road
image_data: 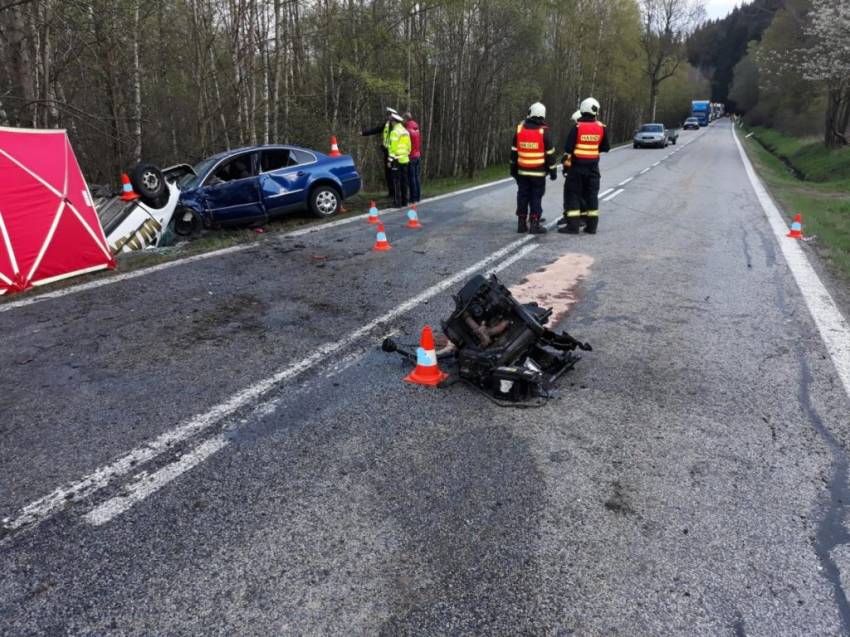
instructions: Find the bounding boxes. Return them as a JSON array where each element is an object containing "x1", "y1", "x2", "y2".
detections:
[{"x1": 3, "y1": 121, "x2": 850, "y2": 635}]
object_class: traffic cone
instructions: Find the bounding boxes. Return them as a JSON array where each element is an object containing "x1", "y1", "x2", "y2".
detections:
[
  {"x1": 405, "y1": 205, "x2": 422, "y2": 229},
  {"x1": 373, "y1": 222, "x2": 392, "y2": 251},
  {"x1": 367, "y1": 201, "x2": 380, "y2": 224},
  {"x1": 119, "y1": 173, "x2": 139, "y2": 201},
  {"x1": 404, "y1": 325, "x2": 449, "y2": 386},
  {"x1": 329, "y1": 136, "x2": 342, "y2": 157},
  {"x1": 787, "y1": 213, "x2": 803, "y2": 239}
]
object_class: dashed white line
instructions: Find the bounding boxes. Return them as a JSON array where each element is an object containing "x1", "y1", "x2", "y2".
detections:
[
  {"x1": 640, "y1": 168, "x2": 650, "y2": 175},
  {"x1": 3, "y1": 238, "x2": 542, "y2": 533},
  {"x1": 603, "y1": 189, "x2": 624, "y2": 202},
  {"x1": 651, "y1": 161, "x2": 660, "y2": 167},
  {"x1": 599, "y1": 188, "x2": 614, "y2": 199},
  {"x1": 733, "y1": 127, "x2": 850, "y2": 399},
  {"x1": 618, "y1": 178, "x2": 633, "y2": 186}
]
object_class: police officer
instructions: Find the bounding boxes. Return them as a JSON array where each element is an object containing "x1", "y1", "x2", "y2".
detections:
[
  {"x1": 510, "y1": 102, "x2": 558, "y2": 235},
  {"x1": 387, "y1": 112, "x2": 411, "y2": 207},
  {"x1": 559, "y1": 97, "x2": 609, "y2": 234},
  {"x1": 361, "y1": 107, "x2": 398, "y2": 198}
]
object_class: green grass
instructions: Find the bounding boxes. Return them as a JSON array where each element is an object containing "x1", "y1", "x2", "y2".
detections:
[
  {"x1": 741, "y1": 127, "x2": 850, "y2": 280},
  {"x1": 0, "y1": 163, "x2": 513, "y2": 301}
]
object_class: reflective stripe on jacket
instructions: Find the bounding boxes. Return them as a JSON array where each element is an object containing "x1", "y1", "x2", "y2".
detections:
[
  {"x1": 513, "y1": 122, "x2": 556, "y2": 177},
  {"x1": 389, "y1": 123, "x2": 411, "y2": 164}
]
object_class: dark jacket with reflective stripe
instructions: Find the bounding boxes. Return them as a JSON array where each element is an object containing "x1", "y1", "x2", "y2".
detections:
[
  {"x1": 511, "y1": 118, "x2": 557, "y2": 178},
  {"x1": 563, "y1": 115, "x2": 610, "y2": 166}
]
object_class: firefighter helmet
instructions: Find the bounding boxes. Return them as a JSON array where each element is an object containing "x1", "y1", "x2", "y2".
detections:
[
  {"x1": 528, "y1": 102, "x2": 546, "y2": 119},
  {"x1": 580, "y1": 97, "x2": 600, "y2": 116}
]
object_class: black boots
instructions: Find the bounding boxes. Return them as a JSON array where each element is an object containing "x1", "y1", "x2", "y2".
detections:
[
  {"x1": 558, "y1": 217, "x2": 581, "y2": 234},
  {"x1": 584, "y1": 216, "x2": 598, "y2": 234},
  {"x1": 529, "y1": 219, "x2": 547, "y2": 234},
  {"x1": 517, "y1": 217, "x2": 529, "y2": 233}
]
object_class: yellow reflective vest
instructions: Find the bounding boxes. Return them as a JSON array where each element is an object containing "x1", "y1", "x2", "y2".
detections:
[{"x1": 389, "y1": 123, "x2": 411, "y2": 164}]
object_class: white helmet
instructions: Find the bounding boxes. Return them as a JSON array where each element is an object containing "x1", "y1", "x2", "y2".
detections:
[
  {"x1": 571, "y1": 110, "x2": 582, "y2": 122},
  {"x1": 580, "y1": 97, "x2": 600, "y2": 116},
  {"x1": 528, "y1": 102, "x2": 546, "y2": 119}
]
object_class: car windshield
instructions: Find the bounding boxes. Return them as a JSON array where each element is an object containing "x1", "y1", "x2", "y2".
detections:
[
  {"x1": 640, "y1": 124, "x2": 664, "y2": 133},
  {"x1": 178, "y1": 157, "x2": 219, "y2": 189}
]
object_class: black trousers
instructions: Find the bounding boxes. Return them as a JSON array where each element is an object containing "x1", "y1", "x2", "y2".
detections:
[
  {"x1": 382, "y1": 148, "x2": 394, "y2": 197},
  {"x1": 391, "y1": 163, "x2": 409, "y2": 207},
  {"x1": 563, "y1": 163, "x2": 600, "y2": 231},
  {"x1": 515, "y1": 175, "x2": 546, "y2": 221}
]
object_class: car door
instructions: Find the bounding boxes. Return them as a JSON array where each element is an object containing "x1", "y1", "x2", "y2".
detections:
[
  {"x1": 258, "y1": 147, "x2": 315, "y2": 215},
  {"x1": 200, "y1": 151, "x2": 265, "y2": 225}
]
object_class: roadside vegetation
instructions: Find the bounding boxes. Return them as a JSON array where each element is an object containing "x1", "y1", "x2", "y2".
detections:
[{"x1": 742, "y1": 126, "x2": 850, "y2": 281}]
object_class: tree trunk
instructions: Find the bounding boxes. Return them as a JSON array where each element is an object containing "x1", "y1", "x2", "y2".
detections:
[{"x1": 132, "y1": 0, "x2": 143, "y2": 163}]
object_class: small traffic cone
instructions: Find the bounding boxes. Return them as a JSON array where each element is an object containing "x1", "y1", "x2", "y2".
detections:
[
  {"x1": 373, "y1": 222, "x2": 392, "y2": 251},
  {"x1": 367, "y1": 201, "x2": 380, "y2": 224},
  {"x1": 787, "y1": 213, "x2": 803, "y2": 239},
  {"x1": 405, "y1": 205, "x2": 422, "y2": 229},
  {"x1": 404, "y1": 325, "x2": 449, "y2": 386},
  {"x1": 119, "y1": 173, "x2": 139, "y2": 201},
  {"x1": 329, "y1": 136, "x2": 342, "y2": 157}
]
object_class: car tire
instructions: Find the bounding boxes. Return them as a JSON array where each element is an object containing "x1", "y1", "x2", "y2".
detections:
[
  {"x1": 633, "y1": 143, "x2": 639, "y2": 149},
  {"x1": 130, "y1": 163, "x2": 166, "y2": 208},
  {"x1": 672, "y1": 138, "x2": 677, "y2": 145},
  {"x1": 173, "y1": 207, "x2": 201, "y2": 237},
  {"x1": 309, "y1": 185, "x2": 340, "y2": 218}
]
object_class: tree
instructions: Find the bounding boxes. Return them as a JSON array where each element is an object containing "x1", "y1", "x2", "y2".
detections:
[
  {"x1": 799, "y1": 0, "x2": 850, "y2": 147},
  {"x1": 639, "y1": 0, "x2": 704, "y2": 121}
]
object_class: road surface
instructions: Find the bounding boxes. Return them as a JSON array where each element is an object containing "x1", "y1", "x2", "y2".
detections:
[{"x1": 3, "y1": 121, "x2": 850, "y2": 636}]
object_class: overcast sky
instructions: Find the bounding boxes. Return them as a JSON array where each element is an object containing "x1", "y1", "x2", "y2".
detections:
[{"x1": 704, "y1": 0, "x2": 741, "y2": 20}]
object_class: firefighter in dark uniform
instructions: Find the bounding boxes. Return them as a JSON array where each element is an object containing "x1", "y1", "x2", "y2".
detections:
[
  {"x1": 559, "y1": 97, "x2": 609, "y2": 234},
  {"x1": 510, "y1": 102, "x2": 558, "y2": 235}
]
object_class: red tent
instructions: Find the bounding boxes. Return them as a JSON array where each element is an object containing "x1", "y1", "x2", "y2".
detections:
[{"x1": 0, "y1": 127, "x2": 114, "y2": 295}]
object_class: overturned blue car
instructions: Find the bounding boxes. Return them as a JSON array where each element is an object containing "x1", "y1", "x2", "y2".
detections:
[{"x1": 171, "y1": 144, "x2": 361, "y2": 236}]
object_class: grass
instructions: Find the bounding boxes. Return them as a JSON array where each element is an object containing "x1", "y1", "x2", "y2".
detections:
[
  {"x1": 0, "y1": 163, "x2": 512, "y2": 301},
  {"x1": 741, "y1": 126, "x2": 850, "y2": 281}
]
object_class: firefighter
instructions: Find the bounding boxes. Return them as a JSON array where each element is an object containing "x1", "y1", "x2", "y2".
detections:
[
  {"x1": 510, "y1": 102, "x2": 558, "y2": 234},
  {"x1": 558, "y1": 110, "x2": 583, "y2": 228},
  {"x1": 387, "y1": 112, "x2": 411, "y2": 207},
  {"x1": 361, "y1": 107, "x2": 398, "y2": 198},
  {"x1": 559, "y1": 97, "x2": 610, "y2": 234}
]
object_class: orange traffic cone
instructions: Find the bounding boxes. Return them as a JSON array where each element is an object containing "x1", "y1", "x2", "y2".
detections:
[
  {"x1": 373, "y1": 222, "x2": 392, "y2": 251},
  {"x1": 787, "y1": 213, "x2": 803, "y2": 239},
  {"x1": 367, "y1": 201, "x2": 380, "y2": 224},
  {"x1": 404, "y1": 325, "x2": 449, "y2": 386},
  {"x1": 405, "y1": 204, "x2": 422, "y2": 229},
  {"x1": 119, "y1": 173, "x2": 139, "y2": 201},
  {"x1": 329, "y1": 136, "x2": 342, "y2": 157}
]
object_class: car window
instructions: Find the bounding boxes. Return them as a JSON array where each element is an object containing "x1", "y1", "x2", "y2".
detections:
[
  {"x1": 205, "y1": 153, "x2": 256, "y2": 186},
  {"x1": 290, "y1": 149, "x2": 316, "y2": 165},
  {"x1": 640, "y1": 124, "x2": 663, "y2": 133},
  {"x1": 261, "y1": 149, "x2": 292, "y2": 172}
]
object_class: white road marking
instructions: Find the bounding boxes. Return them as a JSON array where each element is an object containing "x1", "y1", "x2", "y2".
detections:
[
  {"x1": 651, "y1": 161, "x2": 660, "y2": 167},
  {"x1": 618, "y1": 178, "x2": 633, "y2": 186},
  {"x1": 603, "y1": 189, "x2": 624, "y2": 202},
  {"x1": 599, "y1": 188, "x2": 614, "y2": 198},
  {"x1": 733, "y1": 127, "x2": 850, "y2": 400},
  {"x1": 640, "y1": 168, "x2": 650, "y2": 175},
  {"x1": 0, "y1": 177, "x2": 516, "y2": 314},
  {"x1": 82, "y1": 242, "x2": 540, "y2": 526},
  {"x1": 3, "y1": 237, "x2": 541, "y2": 533}
]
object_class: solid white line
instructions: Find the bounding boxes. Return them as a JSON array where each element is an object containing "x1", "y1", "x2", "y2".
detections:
[
  {"x1": 618, "y1": 178, "x2": 633, "y2": 186},
  {"x1": 3, "y1": 234, "x2": 541, "y2": 533},
  {"x1": 0, "y1": 177, "x2": 516, "y2": 313},
  {"x1": 640, "y1": 168, "x2": 650, "y2": 175},
  {"x1": 603, "y1": 189, "x2": 624, "y2": 202},
  {"x1": 81, "y1": 242, "x2": 541, "y2": 527},
  {"x1": 599, "y1": 188, "x2": 614, "y2": 199},
  {"x1": 732, "y1": 127, "x2": 850, "y2": 400}
]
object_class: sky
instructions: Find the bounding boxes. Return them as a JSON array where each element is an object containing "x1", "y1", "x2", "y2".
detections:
[{"x1": 704, "y1": 0, "x2": 741, "y2": 20}]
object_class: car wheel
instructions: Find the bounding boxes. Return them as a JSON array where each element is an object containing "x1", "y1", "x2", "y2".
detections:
[
  {"x1": 633, "y1": 143, "x2": 639, "y2": 149},
  {"x1": 309, "y1": 185, "x2": 340, "y2": 218},
  {"x1": 130, "y1": 163, "x2": 166, "y2": 208},
  {"x1": 173, "y1": 207, "x2": 200, "y2": 237},
  {"x1": 672, "y1": 138, "x2": 677, "y2": 145}
]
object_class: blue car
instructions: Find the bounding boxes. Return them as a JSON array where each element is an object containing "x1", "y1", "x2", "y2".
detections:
[{"x1": 172, "y1": 144, "x2": 361, "y2": 235}]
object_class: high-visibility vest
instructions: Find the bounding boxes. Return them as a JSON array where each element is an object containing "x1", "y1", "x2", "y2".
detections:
[
  {"x1": 389, "y1": 123, "x2": 411, "y2": 164},
  {"x1": 573, "y1": 120, "x2": 604, "y2": 160},
  {"x1": 516, "y1": 124, "x2": 546, "y2": 171}
]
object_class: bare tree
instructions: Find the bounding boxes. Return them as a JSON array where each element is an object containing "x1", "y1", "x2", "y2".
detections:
[{"x1": 640, "y1": 0, "x2": 704, "y2": 121}]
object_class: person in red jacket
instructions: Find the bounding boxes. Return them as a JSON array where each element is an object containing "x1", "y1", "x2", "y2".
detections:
[{"x1": 403, "y1": 112, "x2": 422, "y2": 203}]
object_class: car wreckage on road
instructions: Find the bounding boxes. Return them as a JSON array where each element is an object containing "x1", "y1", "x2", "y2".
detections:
[{"x1": 98, "y1": 144, "x2": 361, "y2": 253}]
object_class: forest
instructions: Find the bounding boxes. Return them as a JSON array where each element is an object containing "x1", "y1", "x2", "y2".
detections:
[
  {"x1": 688, "y1": 0, "x2": 850, "y2": 148},
  {"x1": 5, "y1": 0, "x2": 818, "y2": 189}
]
